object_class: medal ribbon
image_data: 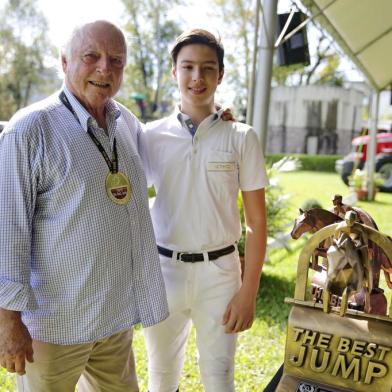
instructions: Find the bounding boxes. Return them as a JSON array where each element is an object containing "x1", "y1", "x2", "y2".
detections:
[{"x1": 59, "y1": 91, "x2": 118, "y2": 174}]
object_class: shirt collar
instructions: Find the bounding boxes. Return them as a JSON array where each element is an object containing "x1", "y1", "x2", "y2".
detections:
[
  {"x1": 174, "y1": 104, "x2": 224, "y2": 134},
  {"x1": 62, "y1": 84, "x2": 121, "y2": 132}
]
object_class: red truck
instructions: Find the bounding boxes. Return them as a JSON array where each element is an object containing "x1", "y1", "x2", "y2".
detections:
[{"x1": 335, "y1": 131, "x2": 392, "y2": 192}]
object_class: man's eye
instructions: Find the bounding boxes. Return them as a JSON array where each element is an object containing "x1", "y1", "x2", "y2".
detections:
[
  {"x1": 182, "y1": 66, "x2": 193, "y2": 70},
  {"x1": 82, "y1": 53, "x2": 99, "y2": 63},
  {"x1": 111, "y1": 57, "x2": 124, "y2": 67}
]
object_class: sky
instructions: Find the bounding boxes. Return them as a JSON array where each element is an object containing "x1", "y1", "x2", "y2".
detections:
[
  {"x1": 33, "y1": 0, "x2": 371, "y2": 90},
  {"x1": 5, "y1": 0, "x2": 390, "y2": 113},
  {"x1": 36, "y1": 0, "x2": 226, "y2": 48},
  {"x1": 2, "y1": 0, "x2": 366, "y2": 82}
]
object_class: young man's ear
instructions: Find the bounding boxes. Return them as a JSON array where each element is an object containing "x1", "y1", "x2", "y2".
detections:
[
  {"x1": 172, "y1": 65, "x2": 177, "y2": 79},
  {"x1": 218, "y1": 69, "x2": 224, "y2": 84}
]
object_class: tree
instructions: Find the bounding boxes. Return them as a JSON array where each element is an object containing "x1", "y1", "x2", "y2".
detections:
[
  {"x1": 209, "y1": 1, "x2": 345, "y2": 106},
  {"x1": 120, "y1": 0, "x2": 182, "y2": 120},
  {"x1": 315, "y1": 54, "x2": 344, "y2": 86},
  {"x1": 211, "y1": 0, "x2": 254, "y2": 113},
  {"x1": 0, "y1": 0, "x2": 56, "y2": 120}
]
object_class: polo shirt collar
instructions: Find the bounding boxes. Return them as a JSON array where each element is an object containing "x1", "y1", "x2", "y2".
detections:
[
  {"x1": 62, "y1": 84, "x2": 121, "y2": 133},
  {"x1": 173, "y1": 104, "x2": 224, "y2": 135}
]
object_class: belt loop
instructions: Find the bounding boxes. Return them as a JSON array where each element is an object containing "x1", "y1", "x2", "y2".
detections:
[
  {"x1": 172, "y1": 250, "x2": 179, "y2": 262},
  {"x1": 203, "y1": 251, "x2": 209, "y2": 262}
]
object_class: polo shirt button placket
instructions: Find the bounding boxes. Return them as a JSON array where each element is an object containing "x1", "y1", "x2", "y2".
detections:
[{"x1": 193, "y1": 133, "x2": 198, "y2": 155}]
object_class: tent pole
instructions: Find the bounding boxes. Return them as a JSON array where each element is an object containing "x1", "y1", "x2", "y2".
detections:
[
  {"x1": 366, "y1": 90, "x2": 380, "y2": 200},
  {"x1": 251, "y1": 0, "x2": 278, "y2": 154}
]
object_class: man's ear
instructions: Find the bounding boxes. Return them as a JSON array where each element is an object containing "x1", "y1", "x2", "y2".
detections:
[
  {"x1": 172, "y1": 65, "x2": 177, "y2": 79},
  {"x1": 218, "y1": 68, "x2": 224, "y2": 84},
  {"x1": 61, "y1": 54, "x2": 68, "y2": 73}
]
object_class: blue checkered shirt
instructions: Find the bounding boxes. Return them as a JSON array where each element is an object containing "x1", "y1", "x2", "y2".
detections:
[{"x1": 0, "y1": 87, "x2": 168, "y2": 344}]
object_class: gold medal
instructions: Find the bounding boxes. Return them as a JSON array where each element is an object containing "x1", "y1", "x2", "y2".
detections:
[{"x1": 105, "y1": 171, "x2": 132, "y2": 205}]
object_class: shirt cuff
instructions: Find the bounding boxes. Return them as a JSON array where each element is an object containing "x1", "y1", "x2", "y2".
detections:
[{"x1": 0, "y1": 279, "x2": 37, "y2": 311}]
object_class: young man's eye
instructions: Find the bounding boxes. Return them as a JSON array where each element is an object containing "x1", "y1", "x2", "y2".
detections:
[{"x1": 182, "y1": 65, "x2": 193, "y2": 70}]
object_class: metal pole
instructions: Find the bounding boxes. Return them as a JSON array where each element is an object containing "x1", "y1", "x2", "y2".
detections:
[
  {"x1": 251, "y1": 0, "x2": 278, "y2": 154},
  {"x1": 366, "y1": 90, "x2": 379, "y2": 200},
  {"x1": 246, "y1": 0, "x2": 260, "y2": 125}
]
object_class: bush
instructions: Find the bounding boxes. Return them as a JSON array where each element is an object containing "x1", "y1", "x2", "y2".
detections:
[
  {"x1": 237, "y1": 158, "x2": 295, "y2": 256},
  {"x1": 300, "y1": 199, "x2": 323, "y2": 210},
  {"x1": 266, "y1": 154, "x2": 341, "y2": 172}
]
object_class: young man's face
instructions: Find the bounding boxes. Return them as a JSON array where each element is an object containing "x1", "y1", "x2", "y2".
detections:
[{"x1": 173, "y1": 44, "x2": 224, "y2": 110}]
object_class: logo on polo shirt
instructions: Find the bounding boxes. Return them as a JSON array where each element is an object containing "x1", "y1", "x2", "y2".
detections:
[{"x1": 207, "y1": 161, "x2": 236, "y2": 171}]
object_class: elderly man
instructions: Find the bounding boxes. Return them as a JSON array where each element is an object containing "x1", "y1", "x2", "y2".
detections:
[{"x1": 0, "y1": 20, "x2": 168, "y2": 391}]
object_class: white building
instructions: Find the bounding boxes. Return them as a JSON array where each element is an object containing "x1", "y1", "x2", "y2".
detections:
[{"x1": 267, "y1": 85, "x2": 365, "y2": 155}]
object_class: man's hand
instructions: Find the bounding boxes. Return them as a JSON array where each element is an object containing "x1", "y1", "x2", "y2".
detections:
[
  {"x1": 222, "y1": 287, "x2": 256, "y2": 333},
  {"x1": 221, "y1": 108, "x2": 236, "y2": 122},
  {"x1": 0, "y1": 309, "x2": 33, "y2": 375}
]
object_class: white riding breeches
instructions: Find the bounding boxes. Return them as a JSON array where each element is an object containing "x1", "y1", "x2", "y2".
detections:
[{"x1": 143, "y1": 251, "x2": 242, "y2": 392}]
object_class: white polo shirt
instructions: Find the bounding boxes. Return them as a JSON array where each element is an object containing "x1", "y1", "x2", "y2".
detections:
[{"x1": 140, "y1": 108, "x2": 268, "y2": 252}]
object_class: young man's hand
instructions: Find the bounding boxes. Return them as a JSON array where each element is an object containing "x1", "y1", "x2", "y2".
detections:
[
  {"x1": 222, "y1": 287, "x2": 256, "y2": 333},
  {"x1": 0, "y1": 309, "x2": 34, "y2": 375}
]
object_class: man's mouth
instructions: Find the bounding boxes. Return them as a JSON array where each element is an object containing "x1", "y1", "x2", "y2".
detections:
[
  {"x1": 89, "y1": 81, "x2": 111, "y2": 88},
  {"x1": 189, "y1": 87, "x2": 207, "y2": 94}
]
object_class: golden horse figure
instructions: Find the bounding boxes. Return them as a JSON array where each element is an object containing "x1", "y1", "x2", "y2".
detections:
[
  {"x1": 291, "y1": 206, "x2": 392, "y2": 315},
  {"x1": 291, "y1": 207, "x2": 392, "y2": 289},
  {"x1": 276, "y1": 220, "x2": 392, "y2": 392},
  {"x1": 324, "y1": 211, "x2": 372, "y2": 316}
]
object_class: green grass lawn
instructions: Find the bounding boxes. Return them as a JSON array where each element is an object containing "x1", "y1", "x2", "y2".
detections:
[{"x1": 1, "y1": 171, "x2": 391, "y2": 391}]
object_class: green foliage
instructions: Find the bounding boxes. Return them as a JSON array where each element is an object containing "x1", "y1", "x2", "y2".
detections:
[
  {"x1": 348, "y1": 169, "x2": 384, "y2": 189},
  {"x1": 315, "y1": 54, "x2": 344, "y2": 86},
  {"x1": 211, "y1": 0, "x2": 254, "y2": 106},
  {"x1": 266, "y1": 153, "x2": 342, "y2": 172},
  {"x1": 264, "y1": 168, "x2": 292, "y2": 239},
  {"x1": 237, "y1": 161, "x2": 293, "y2": 256},
  {"x1": 0, "y1": 369, "x2": 15, "y2": 390},
  {"x1": 121, "y1": 0, "x2": 182, "y2": 120},
  {"x1": 273, "y1": 63, "x2": 305, "y2": 86},
  {"x1": 300, "y1": 198, "x2": 323, "y2": 210},
  {"x1": 0, "y1": 0, "x2": 56, "y2": 120}
]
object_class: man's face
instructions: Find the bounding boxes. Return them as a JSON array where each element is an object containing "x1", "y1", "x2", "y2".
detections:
[
  {"x1": 173, "y1": 44, "x2": 224, "y2": 110},
  {"x1": 62, "y1": 22, "x2": 126, "y2": 113}
]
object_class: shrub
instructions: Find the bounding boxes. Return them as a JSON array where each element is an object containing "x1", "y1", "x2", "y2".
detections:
[
  {"x1": 301, "y1": 199, "x2": 323, "y2": 210},
  {"x1": 237, "y1": 157, "x2": 296, "y2": 256},
  {"x1": 266, "y1": 154, "x2": 342, "y2": 172}
]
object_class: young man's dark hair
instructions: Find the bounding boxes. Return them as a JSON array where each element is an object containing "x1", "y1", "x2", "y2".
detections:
[{"x1": 170, "y1": 28, "x2": 225, "y2": 71}]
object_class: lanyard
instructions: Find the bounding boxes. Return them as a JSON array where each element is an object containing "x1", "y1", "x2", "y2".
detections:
[{"x1": 59, "y1": 91, "x2": 118, "y2": 174}]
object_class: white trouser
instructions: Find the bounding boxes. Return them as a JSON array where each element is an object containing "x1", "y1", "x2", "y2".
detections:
[{"x1": 144, "y1": 251, "x2": 242, "y2": 392}]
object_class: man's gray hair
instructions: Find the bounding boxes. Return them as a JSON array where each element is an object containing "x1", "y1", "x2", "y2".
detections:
[{"x1": 60, "y1": 20, "x2": 127, "y2": 60}]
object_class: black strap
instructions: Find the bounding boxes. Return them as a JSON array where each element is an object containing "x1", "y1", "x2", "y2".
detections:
[
  {"x1": 59, "y1": 91, "x2": 118, "y2": 173},
  {"x1": 157, "y1": 245, "x2": 235, "y2": 262}
]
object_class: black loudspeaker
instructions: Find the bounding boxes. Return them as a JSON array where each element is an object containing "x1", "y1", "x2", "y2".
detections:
[{"x1": 277, "y1": 12, "x2": 310, "y2": 66}]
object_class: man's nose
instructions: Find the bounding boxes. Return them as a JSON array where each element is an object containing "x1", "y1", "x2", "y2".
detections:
[
  {"x1": 96, "y1": 56, "x2": 111, "y2": 74},
  {"x1": 192, "y1": 68, "x2": 203, "y2": 81}
]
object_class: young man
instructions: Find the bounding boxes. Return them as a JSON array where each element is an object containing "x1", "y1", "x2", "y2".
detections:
[{"x1": 141, "y1": 29, "x2": 268, "y2": 392}]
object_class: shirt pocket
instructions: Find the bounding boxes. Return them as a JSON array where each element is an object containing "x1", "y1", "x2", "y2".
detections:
[{"x1": 206, "y1": 151, "x2": 239, "y2": 185}]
